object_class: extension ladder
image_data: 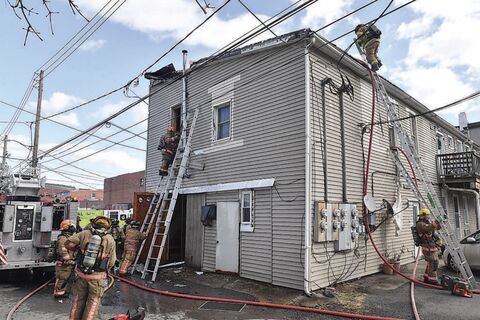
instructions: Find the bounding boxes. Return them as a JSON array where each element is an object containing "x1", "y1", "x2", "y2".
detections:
[
  {"x1": 356, "y1": 45, "x2": 477, "y2": 288},
  {"x1": 132, "y1": 109, "x2": 199, "y2": 281}
]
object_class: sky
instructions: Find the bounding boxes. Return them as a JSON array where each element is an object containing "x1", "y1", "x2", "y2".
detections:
[{"x1": 1, "y1": 0, "x2": 479, "y2": 190}]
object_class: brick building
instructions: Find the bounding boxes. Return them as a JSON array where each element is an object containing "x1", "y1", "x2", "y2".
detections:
[{"x1": 104, "y1": 170, "x2": 145, "y2": 210}]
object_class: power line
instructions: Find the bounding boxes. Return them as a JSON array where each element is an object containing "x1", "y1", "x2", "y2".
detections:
[
  {"x1": 0, "y1": 99, "x2": 144, "y2": 152},
  {"x1": 40, "y1": 0, "x2": 321, "y2": 158},
  {"x1": 43, "y1": 165, "x2": 103, "y2": 189},
  {"x1": 40, "y1": 118, "x2": 147, "y2": 165},
  {"x1": 367, "y1": 88, "x2": 480, "y2": 127}
]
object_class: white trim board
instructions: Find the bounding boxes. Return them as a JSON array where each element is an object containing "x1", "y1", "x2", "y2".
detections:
[{"x1": 179, "y1": 178, "x2": 275, "y2": 194}]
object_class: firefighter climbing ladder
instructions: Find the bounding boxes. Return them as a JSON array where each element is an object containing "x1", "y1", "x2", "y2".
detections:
[
  {"x1": 357, "y1": 47, "x2": 477, "y2": 288},
  {"x1": 132, "y1": 109, "x2": 199, "y2": 281}
]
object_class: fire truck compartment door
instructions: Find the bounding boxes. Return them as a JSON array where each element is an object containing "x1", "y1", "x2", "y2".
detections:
[
  {"x1": 41, "y1": 206, "x2": 53, "y2": 232},
  {"x1": 2, "y1": 205, "x2": 14, "y2": 233}
]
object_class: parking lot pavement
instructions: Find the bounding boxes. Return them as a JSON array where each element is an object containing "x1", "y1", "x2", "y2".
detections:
[{"x1": 1, "y1": 262, "x2": 479, "y2": 320}]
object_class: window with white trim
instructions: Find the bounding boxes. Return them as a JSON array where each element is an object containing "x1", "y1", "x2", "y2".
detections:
[
  {"x1": 463, "y1": 196, "x2": 470, "y2": 225},
  {"x1": 447, "y1": 135, "x2": 453, "y2": 149},
  {"x1": 436, "y1": 132, "x2": 444, "y2": 154},
  {"x1": 456, "y1": 140, "x2": 463, "y2": 152},
  {"x1": 240, "y1": 191, "x2": 254, "y2": 232},
  {"x1": 213, "y1": 102, "x2": 231, "y2": 141}
]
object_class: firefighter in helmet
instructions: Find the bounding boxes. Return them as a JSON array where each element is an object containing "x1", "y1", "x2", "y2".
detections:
[
  {"x1": 119, "y1": 221, "x2": 146, "y2": 276},
  {"x1": 53, "y1": 219, "x2": 76, "y2": 298},
  {"x1": 355, "y1": 24, "x2": 382, "y2": 71},
  {"x1": 65, "y1": 216, "x2": 116, "y2": 320},
  {"x1": 416, "y1": 208, "x2": 442, "y2": 285},
  {"x1": 109, "y1": 218, "x2": 125, "y2": 265},
  {"x1": 158, "y1": 127, "x2": 180, "y2": 176}
]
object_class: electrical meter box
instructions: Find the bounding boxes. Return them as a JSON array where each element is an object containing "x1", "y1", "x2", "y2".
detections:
[
  {"x1": 331, "y1": 203, "x2": 340, "y2": 241},
  {"x1": 314, "y1": 202, "x2": 328, "y2": 242}
]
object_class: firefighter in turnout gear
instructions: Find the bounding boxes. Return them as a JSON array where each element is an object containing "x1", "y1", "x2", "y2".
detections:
[
  {"x1": 416, "y1": 208, "x2": 442, "y2": 285},
  {"x1": 158, "y1": 127, "x2": 180, "y2": 176},
  {"x1": 65, "y1": 216, "x2": 116, "y2": 320},
  {"x1": 355, "y1": 24, "x2": 382, "y2": 71},
  {"x1": 54, "y1": 220, "x2": 76, "y2": 298},
  {"x1": 119, "y1": 221, "x2": 146, "y2": 276},
  {"x1": 109, "y1": 219, "x2": 125, "y2": 265}
]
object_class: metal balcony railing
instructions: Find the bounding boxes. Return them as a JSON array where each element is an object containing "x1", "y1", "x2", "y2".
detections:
[{"x1": 437, "y1": 151, "x2": 480, "y2": 180}]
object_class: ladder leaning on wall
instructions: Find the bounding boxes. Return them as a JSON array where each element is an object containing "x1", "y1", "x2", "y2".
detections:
[
  {"x1": 131, "y1": 108, "x2": 199, "y2": 282},
  {"x1": 355, "y1": 43, "x2": 477, "y2": 289}
]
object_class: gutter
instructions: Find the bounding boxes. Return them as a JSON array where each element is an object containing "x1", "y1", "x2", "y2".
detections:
[
  {"x1": 445, "y1": 186, "x2": 480, "y2": 230},
  {"x1": 303, "y1": 42, "x2": 312, "y2": 296}
]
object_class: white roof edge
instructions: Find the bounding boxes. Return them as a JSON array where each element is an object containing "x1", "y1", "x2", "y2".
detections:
[{"x1": 179, "y1": 178, "x2": 276, "y2": 194}]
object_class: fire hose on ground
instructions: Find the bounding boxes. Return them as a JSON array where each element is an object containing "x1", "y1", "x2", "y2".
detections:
[{"x1": 112, "y1": 274, "x2": 402, "y2": 320}]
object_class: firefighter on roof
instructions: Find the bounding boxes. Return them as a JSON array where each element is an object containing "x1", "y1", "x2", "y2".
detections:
[
  {"x1": 65, "y1": 216, "x2": 116, "y2": 320},
  {"x1": 355, "y1": 23, "x2": 382, "y2": 72},
  {"x1": 158, "y1": 127, "x2": 180, "y2": 176},
  {"x1": 118, "y1": 221, "x2": 146, "y2": 276},
  {"x1": 416, "y1": 208, "x2": 442, "y2": 285},
  {"x1": 53, "y1": 219, "x2": 76, "y2": 298}
]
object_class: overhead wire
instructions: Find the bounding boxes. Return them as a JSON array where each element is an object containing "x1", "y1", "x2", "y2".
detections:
[
  {"x1": 40, "y1": 0, "x2": 412, "y2": 169},
  {"x1": 38, "y1": 0, "x2": 322, "y2": 158},
  {"x1": 0, "y1": 99, "x2": 143, "y2": 152}
]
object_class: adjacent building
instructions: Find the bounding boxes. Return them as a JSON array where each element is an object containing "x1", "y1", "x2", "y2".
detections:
[
  {"x1": 103, "y1": 170, "x2": 145, "y2": 210},
  {"x1": 145, "y1": 29, "x2": 480, "y2": 293}
]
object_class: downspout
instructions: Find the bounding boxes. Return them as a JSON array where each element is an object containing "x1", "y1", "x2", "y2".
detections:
[
  {"x1": 445, "y1": 186, "x2": 480, "y2": 231},
  {"x1": 320, "y1": 79, "x2": 329, "y2": 203},
  {"x1": 339, "y1": 90, "x2": 347, "y2": 203},
  {"x1": 304, "y1": 42, "x2": 312, "y2": 296},
  {"x1": 182, "y1": 50, "x2": 188, "y2": 146}
]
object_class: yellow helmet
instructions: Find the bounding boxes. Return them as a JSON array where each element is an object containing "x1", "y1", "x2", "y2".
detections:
[
  {"x1": 92, "y1": 216, "x2": 112, "y2": 229},
  {"x1": 419, "y1": 208, "x2": 430, "y2": 218}
]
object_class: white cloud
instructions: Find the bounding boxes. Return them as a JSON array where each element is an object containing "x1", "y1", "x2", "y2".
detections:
[
  {"x1": 299, "y1": 0, "x2": 352, "y2": 31},
  {"x1": 76, "y1": 0, "x2": 276, "y2": 49},
  {"x1": 30, "y1": 92, "x2": 84, "y2": 127},
  {"x1": 79, "y1": 39, "x2": 107, "y2": 52},
  {"x1": 391, "y1": 66, "x2": 474, "y2": 111},
  {"x1": 93, "y1": 102, "x2": 125, "y2": 119}
]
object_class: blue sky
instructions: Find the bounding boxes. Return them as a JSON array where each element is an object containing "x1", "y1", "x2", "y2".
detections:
[{"x1": 1, "y1": 0, "x2": 479, "y2": 189}]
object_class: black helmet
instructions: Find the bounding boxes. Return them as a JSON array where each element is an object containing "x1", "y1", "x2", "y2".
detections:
[
  {"x1": 131, "y1": 221, "x2": 141, "y2": 228},
  {"x1": 355, "y1": 24, "x2": 364, "y2": 33}
]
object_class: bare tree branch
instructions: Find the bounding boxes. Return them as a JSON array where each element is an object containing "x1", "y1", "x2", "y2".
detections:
[
  {"x1": 67, "y1": 0, "x2": 90, "y2": 22},
  {"x1": 42, "y1": 0, "x2": 59, "y2": 35},
  {"x1": 8, "y1": 0, "x2": 89, "y2": 45}
]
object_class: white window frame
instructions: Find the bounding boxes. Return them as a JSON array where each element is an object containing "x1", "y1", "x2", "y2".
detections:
[
  {"x1": 436, "y1": 132, "x2": 445, "y2": 154},
  {"x1": 456, "y1": 140, "x2": 463, "y2": 152},
  {"x1": 463, "y1": 196, "x2": 470, "y2": 225},
  {"x1": 405, "y1": 107, "x2": 418, "y2": 151},
  {"x1": 240, "y1": 190, "x2": 254, "y2": 232},
  {"x1": 447, "y1": 135, "x2": 453, "y2": 149},
  {"x1": 213, "y1": 101, "x2": 232, "y2": 141}
]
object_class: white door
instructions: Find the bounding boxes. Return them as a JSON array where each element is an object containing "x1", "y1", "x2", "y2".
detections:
[{"x1": 215, "y1": 201, "x2": 239, "y2": 273}]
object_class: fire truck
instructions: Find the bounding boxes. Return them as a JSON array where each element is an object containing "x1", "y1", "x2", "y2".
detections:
[{"x1": 0, "y1": 164, "x2": 77, "y2": 271}]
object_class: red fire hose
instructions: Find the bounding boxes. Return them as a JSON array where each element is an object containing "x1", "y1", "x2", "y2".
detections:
[
  {"x1": 6, "y1": 277, "x2": 54, "y2": 320},
  {"x1": 360, "y1": 60, "x2": 480, "y2": 294},
  {"x1": 112, "y1": 275, "x2": 401, "y2": 320}
]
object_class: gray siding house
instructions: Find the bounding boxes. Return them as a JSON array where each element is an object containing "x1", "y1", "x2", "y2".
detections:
[{"x1": 145, "y1": 29, "x2": 480, "y2": 293}]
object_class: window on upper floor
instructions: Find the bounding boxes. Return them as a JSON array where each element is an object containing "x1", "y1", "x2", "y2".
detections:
[
  {"x1": 447, "y1": 135, "x2": 453, "y2": 149},
  {"x1": 213, "y1": 102, "x2": 231, "y2": 141},
  {"x1": 240, "y1": 190, "x2": 254, "y2": 232},
  {"x1": 171, "y1": 105, "x2": 181, "y2": 132},
  {"x1": 408, "y1": 111, "x2": 418, "y2": 151},
  {"x1": 436, "y1": 132, "x2": 445, "y2": 154},
  {"x1": 139, "y1": 178, "x2": 144, "y2": 186},
  {"x1": 456, "y1": 140, "x2": 463, "y2": 152}
]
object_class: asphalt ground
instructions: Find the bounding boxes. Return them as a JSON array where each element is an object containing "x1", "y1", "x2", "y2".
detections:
[{"x1": 0, "y1": 262, "x2": 479, "y2": 320}]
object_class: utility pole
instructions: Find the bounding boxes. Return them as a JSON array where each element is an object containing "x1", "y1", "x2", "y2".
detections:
[
  {"x1": 32, "y1": 70, "x2": 44, "y2": 170},
  {"x1": 1, "y1": 135, "x2": 7, "y2": 171}
]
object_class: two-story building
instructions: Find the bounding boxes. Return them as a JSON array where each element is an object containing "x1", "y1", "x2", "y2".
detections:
[{"x1": 145, "y1": 29, "x2": 480, "y2": 294}]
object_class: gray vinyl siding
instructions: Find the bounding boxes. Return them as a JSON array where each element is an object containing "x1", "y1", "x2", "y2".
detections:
[{"x1": 146, "y1": 41, "x2": 307, "y2": 290}]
